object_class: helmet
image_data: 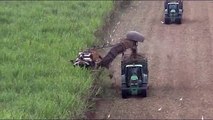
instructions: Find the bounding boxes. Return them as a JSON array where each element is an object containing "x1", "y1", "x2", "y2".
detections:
[{"x1": 126, "y1": 31, "x2": 144, "y2": 42}]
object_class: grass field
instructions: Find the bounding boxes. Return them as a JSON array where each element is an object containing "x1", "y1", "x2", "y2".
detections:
[{"x1": 0, "y1": 1, "x2": 113, "y2": 119}]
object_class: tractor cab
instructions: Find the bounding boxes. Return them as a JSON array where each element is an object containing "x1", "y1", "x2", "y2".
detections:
[
  {"x1": 168, "y1": 3, "x2": 178, "y2": 11},
  {"x1": 124, "y1": 64, "x2": 147, "y2": 87},
  {"x1": 166, "y1": 2, "x2": 181, "y2": 14}
]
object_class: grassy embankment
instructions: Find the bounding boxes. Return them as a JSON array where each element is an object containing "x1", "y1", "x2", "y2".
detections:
[{"x1": 0, "y1": 1, "x2": 113, "y2": 118}]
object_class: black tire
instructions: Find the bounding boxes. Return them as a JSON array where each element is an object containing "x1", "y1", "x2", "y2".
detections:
[
  {"x1": 179, "y1": 1, "x2": 183, "y2": 9},
  {"x1": 164, "y1": 0, "x2": 169, "y2": 9},
  {"x1": 121, "y1": 61, "x2": 125, "y2": 75},
  {"x1": 144, "y1": 62, "x2": 149, "y2": 75},
  {"x1": 141, "y1": 89, "x2": 147, "y2": 97},
  {"x1": 164, "y1": 18, "x2": 170, "y2": 24},
  {"x1": 121, "y1": 85, "x2": 129, "y2": 99},
  {"x1": 164, "y1": 3, "x2": 167, "y2": 9},
  {"x1": 121, "y1": 89, "x2": 129, "y2": 99},
  {"x1": 176, "y1": 18, "x2": 182, "y2": 24}
]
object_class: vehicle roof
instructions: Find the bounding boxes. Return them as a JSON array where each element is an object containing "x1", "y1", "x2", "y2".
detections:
[
  {"x1": 126, "y1": 64, "x2": 143, "y2": 67},
  {"x1": 168, "y1": 2, "x2": 179, "y2": 4}
]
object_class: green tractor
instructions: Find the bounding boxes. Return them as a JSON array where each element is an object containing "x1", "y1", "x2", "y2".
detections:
[
  {"x1": 164, "y1": 0, "x2": 183, "y2": 24},
  {"x1": 121, "y1": 54, "x2": 149, "y2": 99}
]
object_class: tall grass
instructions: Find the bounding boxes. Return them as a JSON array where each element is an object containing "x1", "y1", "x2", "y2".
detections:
[{"x1": 0, "y1": 1, "x2": 113, "y2": 118}]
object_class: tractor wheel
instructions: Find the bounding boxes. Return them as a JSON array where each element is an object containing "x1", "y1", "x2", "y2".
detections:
[
  {"x1": 121, "y1": 89, "x2": 129, "y2": 99},
  {"x1": 164, "y1": 0, "x2": 169, "y2": 9},
  {"x1": 121, "y1": 85, "x2": 129, "y2": 99},
  {"x1": 176, "y1": 18, "x2": 182, "y2": 24},
  {"x1": 164, "y1": 18, "x2": 170, "y2": 24},
  {"x1": 141, "y1": 89, "x2": 147, "y2": 97},
  {"x1": 179, "y1": 2, "x2": 183, "y2": 9}
]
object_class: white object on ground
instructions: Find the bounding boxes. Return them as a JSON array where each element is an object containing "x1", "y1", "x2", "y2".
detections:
[
  {"x1": 117, "y1": 21, "x2": 120, "y2": 25},
  {"x1": 161, "y1": 21, "x2": 164, "y2": 24},
  {"x1": 180, "y1": 97, "x2": 183, "y2": 101},
  {"x1": 202, "y1": 115, "x2": 204, "y2": 120},
  {"x1": 107, "y1": 114, "x2": 111, "y2": 119},
  {"x1": 158, "y1": 107, "x2": 162, "y2": 111}
]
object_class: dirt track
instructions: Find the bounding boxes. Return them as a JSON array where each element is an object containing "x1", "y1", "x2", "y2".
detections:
[{"x1": 93, "y1": 1, "x2": 213, "y2": 119}]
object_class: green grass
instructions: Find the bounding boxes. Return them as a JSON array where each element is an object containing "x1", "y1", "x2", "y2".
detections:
[{"x1": 0, "y1": 1, "x2": 113, "y2": 119}]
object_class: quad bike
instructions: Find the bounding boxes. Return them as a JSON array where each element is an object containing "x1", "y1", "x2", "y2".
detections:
[
  {"x1": 121, "y1": 54, "x2": 149, "y2": 98},
  {"x1": 164, "y1": 0, "x2": 183, "y2": 24}
]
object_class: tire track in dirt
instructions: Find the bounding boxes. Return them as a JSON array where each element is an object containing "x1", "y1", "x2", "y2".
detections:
[{"x1": 94, "y1": 1, "x2": 213, "y2": 119}]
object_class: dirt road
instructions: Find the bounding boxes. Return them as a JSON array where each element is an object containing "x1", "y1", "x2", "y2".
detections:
[{"x1": 93, "y1": 1, "x2": 213, "y2": 119}]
